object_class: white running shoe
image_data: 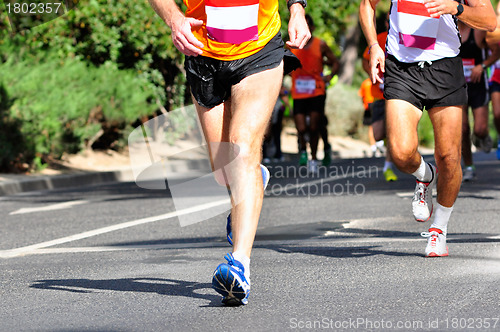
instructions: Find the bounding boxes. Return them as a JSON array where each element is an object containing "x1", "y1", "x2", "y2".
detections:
[
  {"x1": 421, "y1": 228, "x2": 448, "y2": 257},
  {"x1": 412, "y1": 163, "x2": 437, "y2": 222},
  {"x1": 308, "y1": 159, "x2": 319, "y2": 175},
  {"x1": 462, "y1": 166, "x2": 476, "y2": 182}
]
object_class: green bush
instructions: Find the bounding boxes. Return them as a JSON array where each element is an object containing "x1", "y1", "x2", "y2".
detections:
[
  {"x1": 0, "y1": 0, "x2": 187, "y2": 109},
  {"x1": 417, "y1": 111, "x2": 435, "y2": 148},
  {"x1": 0, "y1": 82, "x2": 30, "y2": 172},
  {"x1": 325, "y1": 83, "x2": 364, "y2": 138},
  {"x1": 0, "y1": 54, "x2": 157, "y2": 168}
]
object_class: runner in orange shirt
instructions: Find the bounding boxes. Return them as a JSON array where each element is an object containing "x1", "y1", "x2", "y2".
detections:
[{"x1": 289, "y1": 14, "x2": 339, "y2": 173}]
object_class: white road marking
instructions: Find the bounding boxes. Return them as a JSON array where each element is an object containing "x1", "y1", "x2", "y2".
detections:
[
  {"x1": 0, "y1": 198, "x2": 230, "y2": 259},
  {"x1": 12, "y1": 233, "x2": 500, "y2": 256},
  {"x1": 9, "y1": 200, "x2": 89, "y2": 215}
]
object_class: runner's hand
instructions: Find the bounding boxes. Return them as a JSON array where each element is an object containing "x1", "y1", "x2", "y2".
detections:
[
  {"x1": 424, "y1": 0, "x2": 456, "y2": 18},
  {"x1": 470, "y1": 64, "x2": 484, "y2": 83},
  {"x1": 170, "y1": 16, "x2": 204, "y2": 56},
  {"x1": 286, "y1": 5, "x2": 310, "y2": 49},
  {"x1": 369, "y1": 44, "x2": 385, "y2": 84}
]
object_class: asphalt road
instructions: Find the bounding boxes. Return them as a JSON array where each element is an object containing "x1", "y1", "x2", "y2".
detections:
[{"x1": 1, "y1": 152, "x2": 499, "y2": 332}]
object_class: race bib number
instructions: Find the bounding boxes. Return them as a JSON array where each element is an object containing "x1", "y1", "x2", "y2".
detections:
[
  {"x1": 205, "y1": 0, "x2": 259, "y2": 44},
  {"x1": 295, "y1": 77, "x2": 316, "y2": 95},
  {"x1": 397, "y1": 0, "x2": 439, "y2": 50},
  {"x1": 462, "y1": 58, "x2": 475, "y2": 83}
]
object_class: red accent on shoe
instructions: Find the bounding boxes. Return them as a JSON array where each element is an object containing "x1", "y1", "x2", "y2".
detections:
[
  {"x1": 428, "y1": 228, "x2": 443, "y2": 234},
  {"x1": 426, "y1": 247, "x2": 449, "y2": 257}
]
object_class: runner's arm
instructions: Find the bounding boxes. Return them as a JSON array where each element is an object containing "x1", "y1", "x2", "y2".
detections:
[
  {"x1": 424, "y1": 0, "x2": 496, "y2": 32},
  {"x1": 321, "y1": 40, "x2": 340, "y2": 82},
  {"x1": 286, "y1": 3, "x2": 311, "y2": 49},
  {"x1": 148, "y1": 0, "x2": 204, "y2": 56},
  {"x1": 359, "y1": 0, "x2": 384, "y2": 84}
]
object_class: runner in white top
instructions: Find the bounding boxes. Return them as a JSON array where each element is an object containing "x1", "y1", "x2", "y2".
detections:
[{"x1": 360, "y1": 0, "x2": 496, "y2": 257}]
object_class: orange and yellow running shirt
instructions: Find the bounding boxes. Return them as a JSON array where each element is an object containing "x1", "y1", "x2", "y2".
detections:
[
  {"x1": 290, "y1": 37, "x2": 325, "y2": 99},
  {"x1": 184, "y1": 0, "x2": 281, "y2": 61}
]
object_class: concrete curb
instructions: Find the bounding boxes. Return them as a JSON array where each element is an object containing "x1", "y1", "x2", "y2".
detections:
[
  {"x1": 0, "y1": 170, "x2": 134, "y2": 196},
  {"x1": 0, "y1": 159, "x2": 209, "y2": 196}
]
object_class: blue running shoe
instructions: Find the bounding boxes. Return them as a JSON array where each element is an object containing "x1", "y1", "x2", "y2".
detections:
[
  {"x1": 212, "y1": 253, "x2": 250, "y2": 305},
  {"x1": 226, "y1": 164, "x2": 270, "y2": 245},
  {"x1": 497, "y1": 139, "x2": 500, "y2": 160}
]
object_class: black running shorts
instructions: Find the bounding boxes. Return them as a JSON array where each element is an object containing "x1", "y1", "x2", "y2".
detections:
[
  {"x1": 185, "y1": 32, "x2": 301, "y2": 109},
  {"x1": 370, "y1": 99, "x2": 385, "y2": 124},
  {"x1": 466, "y1": 81, "x2": 489, "y2": 109},
  {"x1": 490, "y1": 81, "x2": 500, "y2": 94},
  {"x1": 293, "y1": 95, "x2": 326, "y2": 116},
  {"x1": 384, "y1": 55, "x2": 467, "y2": 111}
]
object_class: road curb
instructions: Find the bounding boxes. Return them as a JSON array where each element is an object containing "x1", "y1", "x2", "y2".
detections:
[
  {"x1": 0, "y1": 170, "x2": 134, "y2": 196},
  {"x1": 0, "y1": 158, "x2": 210, "y2": 196}
]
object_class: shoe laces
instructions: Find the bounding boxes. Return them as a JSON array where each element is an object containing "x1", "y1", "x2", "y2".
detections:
[
  {"x1": 421, "y1": 229, "x2": 443, "y2": 247},
  {"x1": 224, "y1": 253, "x2": 243, "y2": 274},
  {"x1": 414, "y1": 181, "x2": 428, "y2": 203}
]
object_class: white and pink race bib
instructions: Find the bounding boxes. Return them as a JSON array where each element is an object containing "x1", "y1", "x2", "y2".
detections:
[
  {"x1": 397, "y1": 0, "x2": 440, "y2": 50},
  {"x1": 295, "y1": 77, "x2": 316, "y2": 95},
  {"x1": 206, "y1": 0, "x2": 259, "y2": 44}
]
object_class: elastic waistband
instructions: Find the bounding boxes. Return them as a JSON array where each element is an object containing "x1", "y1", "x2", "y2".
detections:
[{"x1": 387, "y1": 54, "x2": 456, "y2": 68}]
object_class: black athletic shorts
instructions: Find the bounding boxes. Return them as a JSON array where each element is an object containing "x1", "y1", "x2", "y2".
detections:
[
  {"x1": 370, "y1": 99, "x2": 385, "y2": 124},
  {"x1": 466, "y1": 80, "x2": 489, "y2": 109},
  {"x1": 384, "y1": 55, "x2": 467, "y2": 111},
  {"x1": 490, "y1": 81, "x2": 500, "y2": 94},
  {"x1": 293, "y1": 95, "x2": 326, "y2": 115},
  {"x1": 185, "y1": 32, "x2": 301, "y2": 108}
]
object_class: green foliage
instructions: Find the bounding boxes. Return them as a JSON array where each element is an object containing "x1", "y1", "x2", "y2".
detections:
[
  {"x1": 325, "y1": 83, "x2": 364, "y2": 138},
  {"x1": 0, "y1": 82, "x2": 29, "y2": 172},
  {"x1": 417, "y1": 111, "x2": 435, "y2": 148},
  {"x1": 1, "y1": 0, "x2": 187, "y2": 108},
  {"x1": 0, "y1": 0, "x2": 186, "y2": 169},
  {"x1": 280, "y1": 0, "x2": 361, "y2": 55},
  {"x1": 0, "y1": 54, "x2": 157, "y2": 168}
]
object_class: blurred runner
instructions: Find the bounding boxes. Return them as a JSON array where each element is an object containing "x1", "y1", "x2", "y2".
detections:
[{"x1": 290, "y1": 14, "x2": 339, "y2": 173}]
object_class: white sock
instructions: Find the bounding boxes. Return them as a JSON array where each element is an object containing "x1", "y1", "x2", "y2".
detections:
[
  {"x1": 430, "y1": 203, "x2": 453, "y2": 235},
  {"x1": 412, "y1": 157, "x2": 432, "y2": 182},
  {"x1": 383, "y1": 161, "x2": 393, "y2": 172},
  {"x1": 371, "y1": 144, "x2": 377, "y2": 153},
  {"x1": 232, "y1": 251, "x2": 250, "y2": 280},
  {"x1": 376, "y1": 140, "x2": 385, "y2": 148}
]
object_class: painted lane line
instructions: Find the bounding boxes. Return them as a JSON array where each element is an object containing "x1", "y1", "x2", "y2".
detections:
[
  {"x1": 9, "y1": 200, "x2": 89, "y2": 215},
  {"x1": 0, "y1": 198, "x2": 230, "y2": 259},
  {"x1": 21, "y1": 234, "x2": 500, "y2": 256}
]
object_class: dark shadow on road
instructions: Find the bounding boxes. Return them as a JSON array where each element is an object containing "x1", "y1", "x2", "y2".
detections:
[
  {"x1": 263, "y1": 244, "x2": 422, "y2": 258},
  {"x1": 30, "y1": 278, "x2": 221, "y2": 307}
]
